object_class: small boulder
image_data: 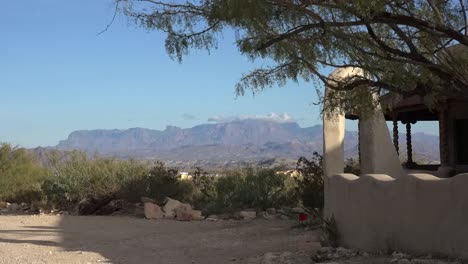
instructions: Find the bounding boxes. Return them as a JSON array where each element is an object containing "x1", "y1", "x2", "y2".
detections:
[
  {"x1": 279, "y1": 214, "x2": 289, "y2": 220},
  {"x1": 175, "y1": 203, "x2": 193, "y2": 221},
  {"x1": 398, "y1": 259, "x2": 411, "y2": 264},
  {"x1": 258, "y1": 211, "x2": 275, "y2": 220},
  {"x1": 335, "y1": 247, "x2": 356, "y2": 258},
  {"x1": 20, "y1": 202, "x2": 29, "y2": 211},
  {"x1": 163, "y1": 198, "x2": 182, "y2": 219},
  {"x1": 191, "y1": 210, "x2": 203, "y2": 221},
  {"x1": 0, "y1": 202, "x2": 10, "y2": 209},
  {"x1": 78, "y1": 195, "x2": 115, "y2": 216},
  {"x1": 239, "y1": 211, "x2": 256, "y2": 220},
  {"x1": 206, "y1": 215, "x2": 219, "y2": 221},
  {"x1": 144, "y1": 202, "x2": 163, "y2": 219},
  {"x1": 317, "y1": 247, "x2": 335, "y2": 254},
  {"x1": 8, "y1": 203, "x2": 20, "y2": 211},
  {"x1": 96, "y1": 199, "x2": 125, "y2": 215},
  {"x1": 140, "y1": 197, "x2": 155, "y2": 203},
  {"x1": 290, "y1": 207, "x2": 305, "y2": 214},
  {"x1": 392, "y1": 252, "x2": 411, "y2": 260}
]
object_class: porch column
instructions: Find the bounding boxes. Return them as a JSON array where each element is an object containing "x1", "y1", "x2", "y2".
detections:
[
  {"x1": 405, "y1": 121, "x2": 416, "y2": 166},
  {"x1": 392, "y1": 113, "x2": 399, "y2": 156},
  {"x1": 439, "y1": 107, "x2": 449, "y2": 166},
  {"x1": 358, "y1": 119, "x2": 361, "y2": 165}
]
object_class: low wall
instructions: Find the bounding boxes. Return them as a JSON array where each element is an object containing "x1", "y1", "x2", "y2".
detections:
[{"x1": 326, "y1": 173, "x2": 468, "y2": 259}]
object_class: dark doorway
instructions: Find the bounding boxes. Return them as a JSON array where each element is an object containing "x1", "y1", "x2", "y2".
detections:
[{"x1": 456, "y1": 119, "x2": 468, "y2": 164}]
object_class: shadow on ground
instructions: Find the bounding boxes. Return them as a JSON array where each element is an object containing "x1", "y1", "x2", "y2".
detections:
[{"x1": 0, "y1": 215, "x2": 319, "y2": 264}]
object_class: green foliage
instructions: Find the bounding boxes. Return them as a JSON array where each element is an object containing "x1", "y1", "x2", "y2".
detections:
[
  {"x1": 120, "y1": 0, "x2": 468, "y2": 104},
  {"x1": 43, "y1": 154, "x2": 196, "y2": 207},
  {"x1": 0, "y1": 143, "x2": 46, "y2": 202},
  {"x1": 295, "y1": 153, "x2": 360, "y2": 209},
  {"x1": 201, "y1": 168, "x2": 298, "y2": 214},
  {"x1": 43, "y1": 151, "x2": 148, "y2": 204},
  {"x1": 295, "y1": 152, "x2": 324, "y2": 209},
  {"x1": 344, "y1": 158, "x2": 361, "y2": 175},
  {"x1": 1, "y1": 144, "x2": 363, "y2": 218}
]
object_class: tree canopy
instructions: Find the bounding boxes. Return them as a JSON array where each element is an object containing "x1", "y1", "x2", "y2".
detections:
[{"x1": 117, "y1": 0, "x2": 468, "y2": 106}]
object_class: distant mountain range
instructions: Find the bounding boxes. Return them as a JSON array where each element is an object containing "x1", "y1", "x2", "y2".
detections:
[{"x1": 45, "y1": 120, "x2": 440, "y2": 169}]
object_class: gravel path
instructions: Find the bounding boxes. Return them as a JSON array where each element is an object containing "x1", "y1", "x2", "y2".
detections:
[{"x1": 0, "y1": 215, "x2": 319, "y2": 264}]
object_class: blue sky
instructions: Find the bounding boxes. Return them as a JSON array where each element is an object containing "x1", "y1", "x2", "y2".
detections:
[{"x1": 1, "y1": 0, "x2": 437, "y2": 147}]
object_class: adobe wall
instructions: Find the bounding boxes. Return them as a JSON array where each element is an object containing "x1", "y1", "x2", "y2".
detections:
[
  {"x1": 327, "y1": 173, "x2": 468, "y2": 259},
  {"x1": 323, "y1": 67, "x2": 468, "y2": 259}
]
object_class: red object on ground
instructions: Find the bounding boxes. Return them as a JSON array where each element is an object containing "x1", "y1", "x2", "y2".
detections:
[{"x1": 299, "y1": 213, "x2": 308, "y2": 222}]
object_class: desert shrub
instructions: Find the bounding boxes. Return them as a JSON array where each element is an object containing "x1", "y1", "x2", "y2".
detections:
[
  {"x1": 295, "y1": 152, "x2": 324, "y2": 209},
  {"x1": 295, "y1": 153, "x2": 361, "y2": 210},
  {"x1": 140, "y1": 162, "x2": 194, "y2": 202},
  {"x1": 43, "y1": 152, "x2": 198, "y2": 206},
  {"x1": 344, "y1": 158, "x2": 360, "y2": 175},
  {"x1": 0, "y1": 143, "x2": 47, "y2": 202},
  {"x1": 191, "y1": 167, "x2": 217, "y2": 208},
  {"x1": 203, "y1": 167, "x2": 298, "y2": 214},
  {"x1": 241, "y1": 168, "x2": 297, "y2": 209},
  {"x1": 43, "y1": 152, "x2": 148, "y2": 204}
]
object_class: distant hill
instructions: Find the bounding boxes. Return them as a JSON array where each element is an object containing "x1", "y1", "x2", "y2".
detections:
[{"x1": 49, "y1": 120, "x2": 439, "y2": 169}]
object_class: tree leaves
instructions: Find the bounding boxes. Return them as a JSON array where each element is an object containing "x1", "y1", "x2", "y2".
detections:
[{"x1": 119, "y1": 0, "x2": 468, "y2": 107}]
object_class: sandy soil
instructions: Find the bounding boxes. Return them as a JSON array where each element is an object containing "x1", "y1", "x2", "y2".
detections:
[{"x1": 0, "y1": 215, "x2": 319, "y2": 264}]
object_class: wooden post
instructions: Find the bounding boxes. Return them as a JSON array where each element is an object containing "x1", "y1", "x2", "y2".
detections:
[
  {"x1": 392, "y1": 114, "x2": 399, "y2": 156},
  {"x1": 406, "y1": 121, "x2": 414, "y2": 166}
]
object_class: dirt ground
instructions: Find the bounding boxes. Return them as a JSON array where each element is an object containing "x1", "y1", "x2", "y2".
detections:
[{"x1": 0, "y1": 215, "x2": 319, "y2": 264}]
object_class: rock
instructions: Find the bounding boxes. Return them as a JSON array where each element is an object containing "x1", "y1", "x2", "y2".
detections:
[
  {"x1": 174, "y1": 203, "x2": 202, "y2": 221},
  {"x1": 317, "y1": 247, "x2": 335, "y2": 254},
  {"x1": 30, "y1": 201, "x2": 47, "y2": 214},
  {"x1": 279, "y1": 214, "x2": 289, "y2": 220},
  {"x1": 144, "y1": 202, "x2": 163, "y2": 219},
  {"x1": 239, "y1": 211, "x2": 256, "y2": 220},
  {"x1": 0, "y1": 201, "x2": 9, "y2": 209},
  {"x1": 20, "y1": 202, "x2": 29, "y2": 211},
  {"x1": 175, "y1": 203, "x2": 194, "y2": 221},
  {"x1": 335, "y1": 247, "x2": 355, "y2": 258},
  {"x1": 163, "y1": 198, "x2": 182, "y2": 219},
  {"x1": 290, "y1": 207, "x2": 305, "y2": 214},
  {"x1": 191, "y1": 210, "x2": 203, "y2": 220},
  {"x1": 8, "y1": 203, "x2": 20, "y2": 211},
  {"x1": 398, "y1": 259, "x2": 411, "y2": 264},
  {"x1": 77, "y1": 195, "x2": 115, "y2": 215},
  {"x1": 258, "y1": 211, "x2": 275, "y2": 220},
  {"x1": 207, "y1": 214, "x2": 218, "y2": 219},
  {"x1": 140, "y1": 197, "x2": 155, "y2": 203},
  {"x1": 392, "y1": 252, "x2": 411, "y2": 260},
  {"x1": 95, "y1": 199, "x2": 125, "y2": 215},
  {"x1": 266, "y1": 208, "x2": 277, "y2": 215},
  {"x1": 206, "y1": 215, "x2": 219, "y2": 221}
]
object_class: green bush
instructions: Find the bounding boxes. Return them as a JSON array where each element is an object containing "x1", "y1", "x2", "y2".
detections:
[
  {"x1": 0, "y1": 143, "x2": 46, "y2": 202},
  {"x1": 43, "y1": 153, "x2": 196, "y2": 206},
  {"x1": 120, "y1": 162, "x2": 195, "y2": 203},
  {"x1": 2, "y1": 142, "x2": 357, "y2": 216},
  {"x1": 201, "y1": 167, "x2": 299, "y2": 214},
  {"x1": 295, "y1": 152, "x2": 324, "y2": 209},
  {"x1": 295, "y1": 153, "x2": 361, "y2": 210},
  {"x1": 43, "y1": 151, "x2": 149, "y2": 205}
]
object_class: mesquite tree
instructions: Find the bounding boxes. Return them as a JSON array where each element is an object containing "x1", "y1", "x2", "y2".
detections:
[{"x1": 117, "y1": 0, "x2": 468, "y2": 106}]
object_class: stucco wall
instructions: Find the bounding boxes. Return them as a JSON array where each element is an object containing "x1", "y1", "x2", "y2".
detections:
[{"x1": 327, "y1": 172, "x2": 468, "y2": 259}]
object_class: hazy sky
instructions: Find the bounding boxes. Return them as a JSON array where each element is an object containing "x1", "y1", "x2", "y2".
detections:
[{"x1": 1, "y1": 0, "x2": 437, "y2": 147}]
